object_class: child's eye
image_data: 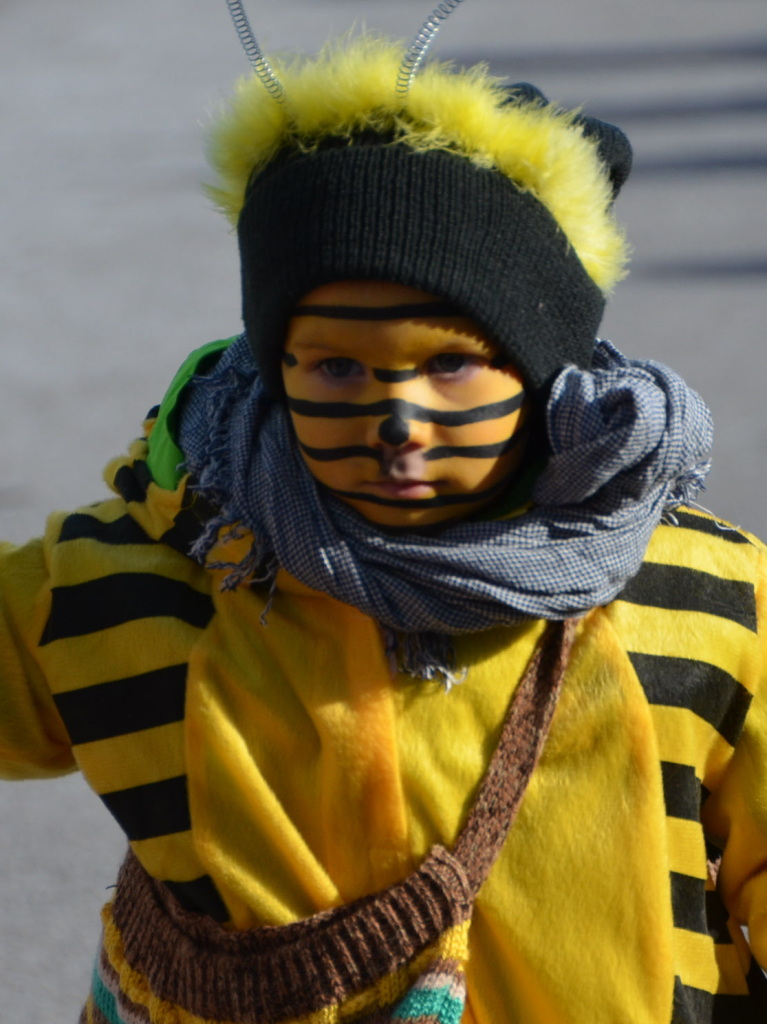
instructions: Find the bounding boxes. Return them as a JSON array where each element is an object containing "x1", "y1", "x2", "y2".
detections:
[
  {"x1": 427, "y1": 353, "x2": 475, "y2": 376},
  {"x1": 318, "y1": 357, "x2": 363, "y2": 379}
]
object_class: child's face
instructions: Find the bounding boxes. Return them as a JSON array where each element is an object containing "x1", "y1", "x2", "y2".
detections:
[{"x1": 282, "y1": 281, "x2": 529, "y2": 528}]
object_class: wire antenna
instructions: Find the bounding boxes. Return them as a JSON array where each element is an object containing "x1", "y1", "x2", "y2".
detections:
[
  {"x1": 396, "y1": 0, "x2": 467, "y2": 98},
  {"x1": 225, "y1": 0, "x2": 285, "y2": 103}
]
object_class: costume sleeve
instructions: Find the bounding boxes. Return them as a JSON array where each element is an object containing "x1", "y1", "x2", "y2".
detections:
[
  {"x1": 704, "y1": 537, "x2": 767, "y2": 973},
  {"x1": 0, "y1": 522, "x2": 76, "y2": 779}
]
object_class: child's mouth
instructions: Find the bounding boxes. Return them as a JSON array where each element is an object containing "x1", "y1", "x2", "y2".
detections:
[
  {"x1": 366, "y1": 479, "x2": 437, "y2": 500},
  {"x1": 361, "y1": 448, "x2": 441, "y2": 499}
]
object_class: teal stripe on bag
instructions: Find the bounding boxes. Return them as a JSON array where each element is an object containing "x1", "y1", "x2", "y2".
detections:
[
  {"x1": 392, "y1": 984, "x2": 465, "y2": 1023},
  {"x1": 91, "y1": 961, "x2": 122, "y2": 1024}
]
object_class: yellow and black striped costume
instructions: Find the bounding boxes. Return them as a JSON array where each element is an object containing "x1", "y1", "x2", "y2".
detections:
[{"x1": 2, "y1": 424, "x2": 767, "y2": 1022}]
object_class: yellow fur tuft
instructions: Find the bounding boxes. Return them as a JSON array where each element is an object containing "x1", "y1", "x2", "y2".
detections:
[{"x1": 206, "y1": 35, "x2": 629, "y2": 293}]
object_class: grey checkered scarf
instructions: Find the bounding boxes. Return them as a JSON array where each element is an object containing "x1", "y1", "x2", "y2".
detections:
[{"x1": 179, "y1": 334, "x2": 712, "y2": 685}]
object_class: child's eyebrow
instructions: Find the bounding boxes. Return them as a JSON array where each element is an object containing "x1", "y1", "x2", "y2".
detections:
[{"x1": 291, "y1": 302, "x2": 462, "y2": 321}]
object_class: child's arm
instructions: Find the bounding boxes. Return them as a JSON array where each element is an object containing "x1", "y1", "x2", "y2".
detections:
[{"x1": 0, "y1": 524, "x2": 77, "y2": 779}]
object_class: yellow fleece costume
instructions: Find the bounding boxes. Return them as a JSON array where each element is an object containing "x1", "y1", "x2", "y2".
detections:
[{"x1": 1, "y1": 416, "x2": 767, "y2": 1022}]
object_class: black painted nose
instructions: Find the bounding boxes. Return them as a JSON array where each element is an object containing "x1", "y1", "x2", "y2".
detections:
[{"x1": 378, "y1": 414, "x2": 411, "y2": 447}]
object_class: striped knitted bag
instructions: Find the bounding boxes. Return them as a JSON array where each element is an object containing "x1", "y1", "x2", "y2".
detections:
[{"x1": 81, "y1": 620, "x2": 575, "y2": 1024}]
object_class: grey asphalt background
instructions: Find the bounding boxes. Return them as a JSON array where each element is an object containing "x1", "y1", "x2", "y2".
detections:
[{"x1": 1, "y1": 0, "x2": 765, "y2": 1019}]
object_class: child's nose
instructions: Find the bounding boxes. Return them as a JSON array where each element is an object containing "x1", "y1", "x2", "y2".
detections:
[
  {"x1": 378, "y1": 413, "x2": 410, "y2": 447},
  {"x1": 365, "y1": 380, "x2": 431, "y2": 450},
  {"x1": 369, "y1": 408, "x2": 432, "y2": 451}
]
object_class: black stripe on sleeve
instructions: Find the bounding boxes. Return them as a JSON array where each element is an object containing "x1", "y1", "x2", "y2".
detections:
[
  {"x1": 57, "y1": 513, "x2": 153, "y2": 546},
  {"x1": 660, "y1": 762, "x2": 702, "y2": 821},
  {"x1": 52, "y1": 664, "x2": 187, "y2": 745},
  {"x1": 162, "y1": 876, "x2": 230, "y2": 923},
  {"x1": 673, "y1": 979, "x2": 711, "y2": 1024},
  {"x1": 705, "y1": 890, "x2": 733, "y2": 945},
  {"x1": 113, "y1": 461, "x2": 153, "y2": 504},
  {"x1": 664, "y1": 512, "x2": 753, "y2": 545},
  {"x1": 101, "y1": 775, "x2": 190, "y2": 841},
  {"x1": 40, "y1": 574, "x2": 214, "y2": 646},
  {"x1": 628, "y1": 653, "x2": 752, "y2": 747},
  {"x1": 159, "y1": 486, "x2": 217, "y2": 556},
  {"x1": 673, "y1": 978, "x2": 761, "y2": 1024},
  {"x1": 671, "y1": 871, "x2": 708, "y2": 934},
  {"x1": 159, "y1": 512, "x2": 203, "y2": 556},
  {"x1": 618, "y1": 563, "x2": 757, "y2": 633},
  {"x1": 746, "y1": 957, "x2": 767, "y2": 1013}
]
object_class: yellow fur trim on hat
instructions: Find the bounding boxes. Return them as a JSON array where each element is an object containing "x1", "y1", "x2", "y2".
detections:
[{"x1": 206, "y1": 35, "x2": 629, "y2": 293}]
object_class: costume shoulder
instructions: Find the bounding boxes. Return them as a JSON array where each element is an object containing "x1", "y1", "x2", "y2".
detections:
[
  {"x1": 604, "y1": 506, "x2": 766, "y2": 728},
  {"x1": 0, "y1": 346, "x2": 232, "y2": 780},
  {"x1": 605, "y1": 507, "x2": 767, "y2": 975},
  {"x1": 627, "y1": 506, "x2": 765, "y2": 629}
]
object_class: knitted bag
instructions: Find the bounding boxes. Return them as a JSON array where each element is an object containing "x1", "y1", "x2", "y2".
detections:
[{"x1": 82, "y1": 620, "x2": 576, "y2": 1024}]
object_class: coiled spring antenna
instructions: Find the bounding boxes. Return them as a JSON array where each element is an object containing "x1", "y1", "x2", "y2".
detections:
[
  {"x1": 225, "y1": 0, "x2": 285, "y2": 103},
  {"x1": 396, "y1": 0, "x2": 467, "y2": 98}
]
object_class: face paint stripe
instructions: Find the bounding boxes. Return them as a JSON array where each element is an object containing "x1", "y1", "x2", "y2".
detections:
[
  {"x1": 291, "y1": 302, "x2": 462, "y2": 321},
  {"x1": 424, "y1": 431, "x2": 527, "y2": 461},
  {"x1": 286, "y1": 391, "x2": 525, "y2": 426},
  {"x1": 300, "y1": 443, "x2": 384, "y2": 463},
  {"x1": 298, "y1": 431, "x2": 527, "y2": 464},
  {"x1": 373, "y1": 367, "x2": 420, "y2": 383},
  {"x1": 329, "y1": 477, "x2": 511, "y2": 509}
]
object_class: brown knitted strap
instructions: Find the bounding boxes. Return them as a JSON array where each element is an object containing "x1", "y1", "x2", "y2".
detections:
[
  {"x1": 111, "y1": 845, "x2": 473, "y2": 1024},
  {"x1": 452, "y1": 618, "x2": 577, "y2": 893}
]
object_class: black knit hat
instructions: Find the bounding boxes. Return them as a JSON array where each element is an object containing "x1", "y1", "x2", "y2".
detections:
[{"x1": 220, "y1": 52, "x2": 632, "y2": 398}]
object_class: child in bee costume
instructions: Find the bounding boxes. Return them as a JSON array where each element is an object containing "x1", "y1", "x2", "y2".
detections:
[{"x1": 2, "y1": 19, "x2": 767, "y2": 1024}]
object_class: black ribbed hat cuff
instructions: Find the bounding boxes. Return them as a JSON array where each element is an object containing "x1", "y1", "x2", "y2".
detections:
[{"x1": 238, "y1": 144, "x2": 604, "y2": 396}]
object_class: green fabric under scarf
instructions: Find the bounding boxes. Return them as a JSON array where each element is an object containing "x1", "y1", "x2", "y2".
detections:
[{"x1": 146, "y1": 338, "x2": 234, "y2": 491}]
